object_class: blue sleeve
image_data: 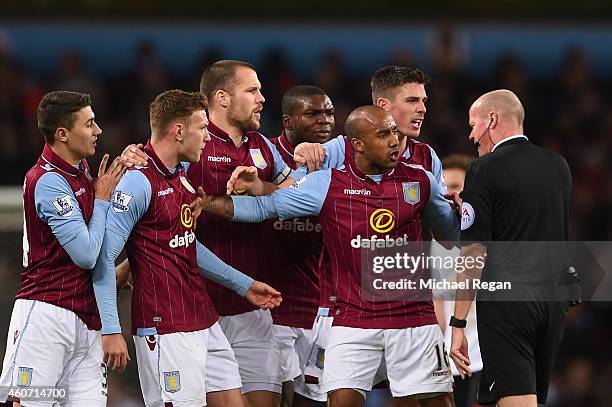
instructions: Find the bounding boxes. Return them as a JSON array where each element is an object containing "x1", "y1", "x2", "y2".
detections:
[
  {"x1": 262, "y1": 137, "x2": 293, "y2": 185},
  {"x1": 428, "y1": 145, "x2": 447, "y2": 194},
  {"x1": 231, "y1": 170, "x2": 332, "y2": 222},
  {"x1": 34, "y1": 172, "x2": 110, "y2": 270},
  {"x1": 423, "y1": 170, "x2": 460, "y2": 243},
  {"x1": 91, "y1": 170, "x2": 152, "y2": 334},
  {"x1": 319, "y1": 135, "x2": 346, "y2": 170},
  {"x1": 196, "y1": 242, "x2": 254, "y2": 297}
]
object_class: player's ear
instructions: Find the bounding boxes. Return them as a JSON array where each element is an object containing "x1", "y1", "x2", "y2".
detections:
[
  {"x1": 173, "y1": 123, "x2": 183, "y2": 141},
  {"x1": 55, "y1": 127, "x2": 69, "y2": 143},
  {"x1": 215, "y1": 89, "x2": 230, "y2": 109},
  {"x1": 282, "y1": 115, "x2": 293, "y2": 131},
  {"x1": 350, "y1": 137, "x2": 365, "y2": 153},
  {"x1": 375, "y1": 98, "x2": 390, "y2": 111}
]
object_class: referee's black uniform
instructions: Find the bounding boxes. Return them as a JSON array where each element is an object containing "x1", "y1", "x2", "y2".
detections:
[{"x1": 460, "y1": 135, "x2": 572, "y2": 405}]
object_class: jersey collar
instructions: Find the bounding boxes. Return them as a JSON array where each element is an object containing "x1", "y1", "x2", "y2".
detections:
[
  {"x1": 492, "y1": 135, "x2": 529, "y2": 152},
  {"x1": 144, "y1": 140, "x2": 180, "y2": 178},
  {"x1": 277, "y1": 130, "x2": 295, "y2": 155},
  {"x1": 41, "y1": 143, "x2": 85, "y2": 177},
  {"x1": 208, "y1": 121, "x2": 249, "y2": 144}
]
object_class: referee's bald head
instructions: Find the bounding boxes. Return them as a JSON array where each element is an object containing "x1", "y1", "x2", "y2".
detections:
[{"x1": 471, "y1": 89, "x2": 525, "y2": 128}]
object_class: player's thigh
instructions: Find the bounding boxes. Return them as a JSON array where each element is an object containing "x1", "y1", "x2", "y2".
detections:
[
  {"x1": 133, "y1": 330, "x2": 208, "y2": 407},
  {"x1": 57, "y1": 327, "x2": 106, "y2": 407},
  {"x1": 327, "y1": 388, "x2": 364, "y2": 407},
  {"x1": 321, "y1": 326, "x2": 383, "y2": 394},
  {"x1": 0, "y1": 300, "x2": 74, "y2": 407},
  {"x1": 383, "y1": 325, "x2": 453, "y2": 398},
  {"x1": 205, "y1": 322, "x2": 241, "y2": 394},
  {"x1": 272, "y1": 324, "x2": 300, "y2": 382},
  {"x1": 219, "y1": 310, "x2": 282, "y2": 393}
]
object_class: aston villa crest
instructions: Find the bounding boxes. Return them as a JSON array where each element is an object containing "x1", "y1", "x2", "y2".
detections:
[
  {"x1": 164, "y1": 371, "x2": 181, "y2": 393},
  {"x1": 249, "y1": 149, "x2": 267, "y2": 169},
  {"x1": 402, "y1": 182, "x2": 420, "y2": 205}
]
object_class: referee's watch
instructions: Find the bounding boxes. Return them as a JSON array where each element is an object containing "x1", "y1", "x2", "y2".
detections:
[{"x1": 449, "y1": 316, "x2": 467, "y2": 328}]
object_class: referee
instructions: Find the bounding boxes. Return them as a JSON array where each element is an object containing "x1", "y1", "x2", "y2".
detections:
[{"x1": 448, "y1": 90, "x2": 572, "y2": 407}]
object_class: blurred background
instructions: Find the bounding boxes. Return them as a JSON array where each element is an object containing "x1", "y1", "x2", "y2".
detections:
[{"x1": 1, "y1": 2, "x2": 611, "y2": 405}]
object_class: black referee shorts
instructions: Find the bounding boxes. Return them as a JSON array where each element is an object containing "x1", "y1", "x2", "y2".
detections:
[{"x1": 476, "y1": 300, "x2": 567, "y2": 405}]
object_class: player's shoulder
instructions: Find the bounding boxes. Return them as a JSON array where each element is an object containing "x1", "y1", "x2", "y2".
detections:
[
  {"x1": 411, "y1": 138, "x2": 438, "y2": 157},
  {"x1": 247, "y1": 131, "x2": 268, "y2": 142},
  {"x1": 268, "y1": 136, "x2": 280, "y2": 146},
  {"x1": 397, "y1": 160, "x2": 428, "y2": 175},
  {"x1": 32, "y1": 169, "x2": 70, "y2": 193},
  {"x1": 24, "y1": 161, "x2": 49, "y2": 185},
  {"x1": 118, "y1": 168, "x2": 151, "y2": 191}
]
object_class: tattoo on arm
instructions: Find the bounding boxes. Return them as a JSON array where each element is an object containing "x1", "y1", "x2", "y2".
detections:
[{"x1": 203, "y1": 196, "x2": 234, "y2": 220}]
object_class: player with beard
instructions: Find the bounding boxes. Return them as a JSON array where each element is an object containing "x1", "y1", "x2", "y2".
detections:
[
  {"x1": 201, "y1": 106, "x2": 459, "y2": 407},
  {"x1": 268, "y1": 85, "x2": 334, "y2": 407},
  {"x1": 187, "y1": 60, "x2": 299, "y2": 407}
]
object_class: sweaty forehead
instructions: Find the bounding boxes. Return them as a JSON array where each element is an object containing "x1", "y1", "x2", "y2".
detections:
[
  {"x1": 296, "y1": 95, "x2": 333, "y2": 111},
  {"x1": 364, "y1": 110, "x2": 394, "y2": 132}
]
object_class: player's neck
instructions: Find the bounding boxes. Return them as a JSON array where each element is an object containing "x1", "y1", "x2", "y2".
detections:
[
  {"x1": 283, "y1": 130, "x2": 300, "y2": 147},
  {"x1": 49, "y1": 143, "x2": 81, "y2": 165},
  {"x1": 354, "y1": 155, "x2": 385, "y2": 176},
  {"x1": 150, "y1": 136, "x2": 180, "y2": 170},
  {"x1": 209, "y1": 110, "x2": 243, "y2": 148},
  {"x1": 398, "y1": 136, "x2": 408, "y2": 156}
]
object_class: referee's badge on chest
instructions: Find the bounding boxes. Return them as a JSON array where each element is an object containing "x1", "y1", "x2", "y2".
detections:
[
  {"x1": 402, "y1": 182, "x2": 420, "y2": 205},
  {"x1": 461, "y1": 202, "x2": 475, "y2": 230},
  {"x1": 250, "y1": 149, "x2": 268, "y2": 169}
]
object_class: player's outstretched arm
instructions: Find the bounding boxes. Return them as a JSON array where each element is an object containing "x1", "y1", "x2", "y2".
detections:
[
  {"x1": 294, "y1": 135, "x2": 345, "y2": 172},
  {"x1": 195, "y1": 241, "x2": 282, "y2": 309},
  {"x1": 196, "y1": 241, "x2": 253, "y2": 296}
]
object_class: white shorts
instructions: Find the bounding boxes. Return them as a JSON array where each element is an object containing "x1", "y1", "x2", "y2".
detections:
[
  {"x1": 134, "y1": 322, "x2": 241, "y2": 406},
  {"x1": 322, "y1": 324, "x2": 453, "y2": 398},
  {"x1": 0, "y1": 299, "x2": 106, "y2": 407},
  {"x1": 219, "y1": 310, "x2": 282, "y2": 394},
  {"x1": 272, "y1": 324, "x2": 326, "y2": 402},
  {"x1": 205, "y1": 322, "x2": 241, "y2": 393}
]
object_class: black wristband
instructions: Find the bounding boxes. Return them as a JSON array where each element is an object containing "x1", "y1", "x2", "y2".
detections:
[{"x1": 449, "y1": 316, "x2": 467, "y2": 328}]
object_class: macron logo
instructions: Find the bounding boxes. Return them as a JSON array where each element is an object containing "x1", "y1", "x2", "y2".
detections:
[
  {"x1": 158, "y1": 187, "x2": 174, "y2": 197},
  {"x1": 208, "y1": 156, "x2": 231, "y2": 163},
  {"x1": 344, "y1": 188, "x2": 371, "y2": 196}
]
